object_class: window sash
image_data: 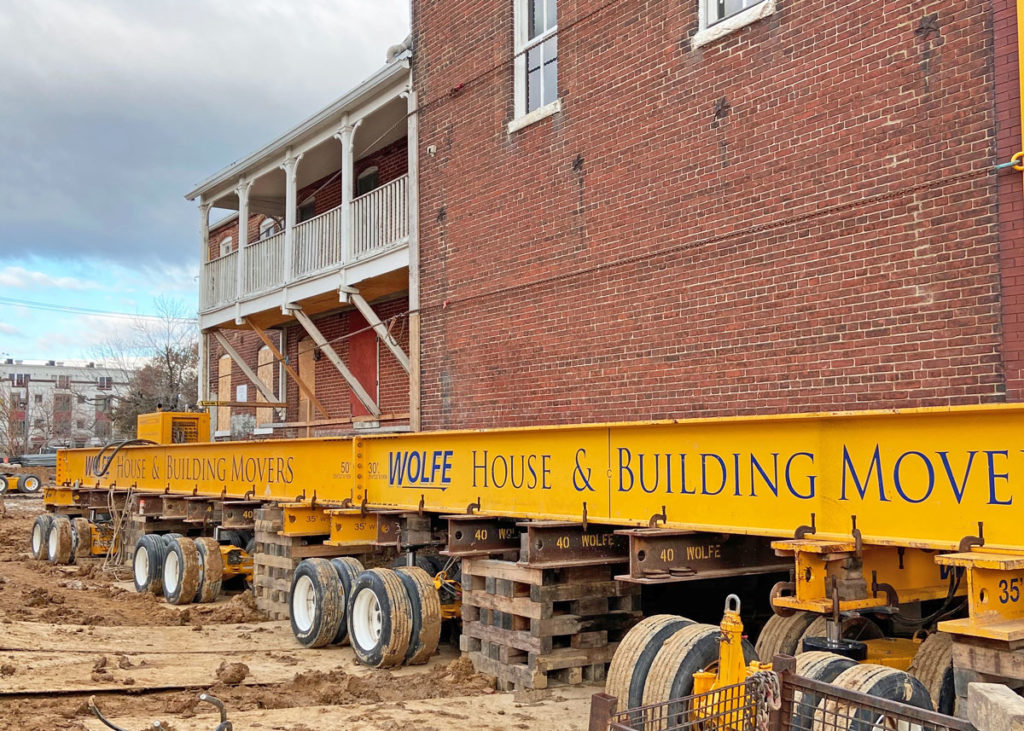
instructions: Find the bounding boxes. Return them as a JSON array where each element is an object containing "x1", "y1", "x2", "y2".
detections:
[{"x1": 707, "y1": 0, "x2": 766, "y2": 26}]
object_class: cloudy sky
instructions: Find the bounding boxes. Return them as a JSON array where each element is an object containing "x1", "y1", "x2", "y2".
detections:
[{"x1": 0, "y1": 0, "x2": 410, "y2": 362}]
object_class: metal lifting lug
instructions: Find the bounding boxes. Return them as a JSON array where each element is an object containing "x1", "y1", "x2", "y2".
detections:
[
  {"x1": 794, "y1": 513, "x2": 816, "y2": 539},
  {"x1": 958, "y1": 521, "x2": 985, "y2": 552},
  {"x1": 581, "y1": 501, "x2": 588, "y2": 531},
  {"x1": 467, "y1": 497, "x2": 481, "y2": 515},
  {"x1": 417, "y1": 494, "x2": 425, "y2": 516},
  {"x1": 648, "y1": 505, "x2": 667, "y2": 528}
]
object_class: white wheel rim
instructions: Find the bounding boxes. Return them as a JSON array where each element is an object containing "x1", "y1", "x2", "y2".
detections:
[
  {"x1": 32, "y1": 524, "x2": 41, "y2": 554},
  {"x1": 164, "y1": 550, "x2": 180, "y2": 594},
  {"x1": 24, "y1": 477, "x2": 38, "y2": 491},
  {"x1": 48, "y1": 525, "x2": 59, "y2": 559},
  {"x1": 134, "y1": 548, "x2": 150, "y2": 587},
  {"x1": 0, "y1": 477, "x2": 7, "y2": 492},
  {"x1": 292, "y1": 574, "x2": 316, "y2": 633},
  {"x1": 352, "y1": 587, "x2": 383, "y2": 650}
]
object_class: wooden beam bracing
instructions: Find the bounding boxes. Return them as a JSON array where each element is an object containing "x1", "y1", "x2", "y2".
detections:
[
  {"x1": 245, "y1": 319, "x2": 329, "y2": 419},
  {"x1": 291, "y1": 308, "x2": 381, "y2": 418}
]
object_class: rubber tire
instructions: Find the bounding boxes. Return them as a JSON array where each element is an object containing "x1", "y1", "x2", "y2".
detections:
[
  {"x1": 160, "y1": 532, "x2": 184, "y2": 549},
  {"x1": 194, "y1": 538, "x2": 224, "y2": 604},
  {"x1": 800, "y1": 615, "x2": 884, "y2": 650},
  {"x1": 813, "y1": 664, "x2": 933, "y2": 731},
  {"x1": 329, "y1": 557, "x2": 365, "y2": 645},
  {"x1": 30, "y1": 514, "x2": 54, "y2": 560},
  {"x1": 219, "y1": 530, "x2": 248, "y2": 549},
  {"x1": 643, "y1": 623, "x2": 759, "y2": 730},
  {"x1": 395, "y1": 565, "x2": 442, "y2": 664},
  {"x1": 133, "y1": 534, "x2": 165, "y2": 594},
  {"x1": 908, "y1": 631, "x2": 955, "y2": 715},
  {"x1": 0, "y1": 475, "x2": 9, "y2": 494},
  {"x1": 244, "y1": 538, "x2": 256, "y2": 592},
  {"x1": 391, "y1": 553, "x2": 437, "y2": 576},
  {"x1": 18, "y1": 474, "x2": 42, "y2": 493},
  {"x1": 756, "y1": 611, "x2": 818, "y2": 662},
  {"x1": 347, "y1": 568, "x2": 412, "y2": 668},
  {"x1": 163, "y1": 535, "x2": 200, "y2": 605},
  {"x1": 71, "y1": 517, "x2": 92, "y2": 560},
  {"x1": 48, "y1": 516, "x2": 74, "y2": 564},
  {"x1": 606, "y1": 614, "x2": 695, "y2": 718},
  {"x1": 791, "y1": 651, "x2": 858, "y2": 731},
  {"x1": 289, "y1": 558, "x2": 345, "y2": 648}
]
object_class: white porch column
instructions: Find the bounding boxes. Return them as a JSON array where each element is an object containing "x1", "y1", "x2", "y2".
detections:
[
  {"x1": 198, "y1": 199, "x2": 211, "y2": 310},
  {"x1": 334, "y1": 119, "x2": 361, "y2": 264},
  {"x1": 235, "y1": 177, "x2": 252, "y2": 296},
  {"x1": 281, "y1": 151, "x2": 302, "y2": 281}
]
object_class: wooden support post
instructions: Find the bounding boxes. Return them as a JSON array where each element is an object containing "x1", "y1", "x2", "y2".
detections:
[
  {"x1": 211, "y1": 330, "x2": 284, "y2": 414},
  {"x1": 343, "y1": 289, "x2": 411, "y2": 373},
  {"x1": 292, "y1": 307, "x2": 381, "y2": 418},
  {"x1": 246, "y1": 319, "x2": 329, "y2": 419}
]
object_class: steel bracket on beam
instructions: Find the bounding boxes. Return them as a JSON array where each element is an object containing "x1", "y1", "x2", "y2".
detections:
[
  {"x1": 519, "y1": 521, "x2": 628, "y2": 568},
  {"x1": 221, "y1": 500, "x2": 260, "y2": 530},
  {"x1": 325, "y1": 508, "x2": 378, "y2": 547},
  {"x1": 443, "y1": 515, "x2": 520, "y2": 557},
  {"x1": 615, "y1": 529, "x2": 790, "y2": 584},
  {"x1": 281, "y1": 502, "x2": 332, "y2": 537}
]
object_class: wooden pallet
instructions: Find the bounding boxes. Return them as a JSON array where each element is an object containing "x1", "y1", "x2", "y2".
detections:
[{"x1": 460, "y1": 558, "x2": 641, "y2": 691}]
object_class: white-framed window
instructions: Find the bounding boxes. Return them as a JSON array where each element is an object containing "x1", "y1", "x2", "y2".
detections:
[
  {"x1": 694, "y1": 0, "x2": 775, "y2": 49},
  {"x1": 513, "y1": 0, "x2": 558, "y2": 125},
  {"x1": 356, "y1": 166, "x2": 380, "y2": 197},
  {"x1": 259, "y1": 217, "x2": 280, "y2": 240},
  {"x1": 97, "y1": 376, "x2": 113, "y2": 390},
  {"x1": 707, "y1": 0, "x2": 765, "y2": 25},
  {"x1": 219, "y1": 236, "x2": 233, "y2": 258}
]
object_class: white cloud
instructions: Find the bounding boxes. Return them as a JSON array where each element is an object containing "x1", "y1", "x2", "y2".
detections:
[
  {"x1": 0, "y1": 323, "x2": 21, "y2": 336},
  {"x1": 0, "y1": 266, "x2": 101, "y2": 291}
]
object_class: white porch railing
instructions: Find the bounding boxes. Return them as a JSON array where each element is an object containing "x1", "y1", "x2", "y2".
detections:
[
  {"x1": 200, "y1": 173, "x2": 409, "y2": 314},
  {"x1": 203, "y1": 251, "x2": 237, "y2": 309},
  {"x1": 353, "y1": 174, "x2": 408, "y2": 259},
  {"x1": 293, "y1": 206, "x2": 342, "y2": 279},
  {"x1": 244, "y1": 231, "x2": 285, "y2": 294}
]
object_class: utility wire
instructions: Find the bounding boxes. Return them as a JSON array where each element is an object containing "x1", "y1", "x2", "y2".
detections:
[{"x1": 0, "y1": 296, "x2": 197, "y2": 323}]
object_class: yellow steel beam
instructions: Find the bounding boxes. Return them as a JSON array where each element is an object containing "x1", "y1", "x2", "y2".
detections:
[{"x1": 52, "y1": 403, "x2": 1024, "y2": 552}]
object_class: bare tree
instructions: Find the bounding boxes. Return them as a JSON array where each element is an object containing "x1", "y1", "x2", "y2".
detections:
[
  {"x1": 92, "y1": 297, "x2": 200, "y2": 436},
  {"x1": 0, "y1": 388, "x2": 26, "y2": 457}
]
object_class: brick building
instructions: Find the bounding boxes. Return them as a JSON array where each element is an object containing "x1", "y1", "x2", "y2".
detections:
[
  {"x1": 411, "y1": 0, "x2": 1024, "y2": 429},
  {"x1": 187, "y1": 47, "x2": 417, "y2": 439},
  {"x1": 190, "y1": 0, "x2": 1023, "y2": 439}
]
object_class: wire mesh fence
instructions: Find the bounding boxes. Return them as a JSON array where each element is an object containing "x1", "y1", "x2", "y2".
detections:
[
  {"x1": 590, "y1": 655, "x2": 975, "y2": 731},
  {"x1": 603, "y1": 673, "x2": 775, "y2": 731},
  {"x1": 777, "y1": 669, "x2": 973, "y2": 731}
]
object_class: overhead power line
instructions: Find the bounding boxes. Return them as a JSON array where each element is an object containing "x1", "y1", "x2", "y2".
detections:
[{"x1": 0, "y1": 296, "x2": 197, "y2": 323}]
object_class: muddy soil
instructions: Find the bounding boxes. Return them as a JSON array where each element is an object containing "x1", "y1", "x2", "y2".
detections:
[{"x1": 0, "y1": 502, "x2": 589, "y2": 730}]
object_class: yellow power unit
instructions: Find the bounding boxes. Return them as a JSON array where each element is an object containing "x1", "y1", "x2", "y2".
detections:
[{"x1": 136, "y1": 412, "x2": 210, "y2": 445}]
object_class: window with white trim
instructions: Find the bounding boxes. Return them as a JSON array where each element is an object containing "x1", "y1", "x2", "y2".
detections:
[
  {"x1": 259, "y1": 217, "x2": 280, "y2": 240},
  {"x1": 706, "y1": 0, "x2": 767, "y2": 26},
  {"x1": 515, "y1": 0, "x2": 558, "y2": 118},
  {"x1": 219, "y1": 236, "x2": 233, "y2": 258}
]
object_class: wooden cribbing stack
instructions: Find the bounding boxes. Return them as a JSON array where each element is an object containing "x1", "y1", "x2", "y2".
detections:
[
  {"x1": 252, "y1": 505, "x2": 344, "y2": 620},
  {"x1": 459, "y1": 557, "x2": 641, "y2": 691}
]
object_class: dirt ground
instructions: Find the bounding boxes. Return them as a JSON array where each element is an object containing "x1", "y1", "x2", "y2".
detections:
[{"x1": 0, "y1": 499, "x2": 593, "y2": 730}]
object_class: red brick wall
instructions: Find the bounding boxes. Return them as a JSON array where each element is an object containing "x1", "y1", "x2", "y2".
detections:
[
  {"x1": 282, "y1": 297, "x2": 411, "y2": 429},
  {"x1": 208, "y1": 214, "x2": 278, "y2": 263},
  {"x1": 413, "y1": 0, "x2": 1010, "y2": 430},
  {"x1": 297, "y1": 137, "x2": 410, "y2": 218},
  {"x1": 993, "y1": 0, "x2": 1024, "y2": 399},
  {"x1": 206, "y1": 297, "x2": 411, "y2": 437}
]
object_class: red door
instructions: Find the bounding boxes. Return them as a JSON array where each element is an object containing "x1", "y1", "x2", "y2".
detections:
[{"x1": 348, "y1": 313, "x2": 378, "y2": 418}]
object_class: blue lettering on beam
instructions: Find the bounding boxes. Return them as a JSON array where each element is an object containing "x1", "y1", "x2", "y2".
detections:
[
  {"x1": 387, "y1": 450, "x2": 451, "y2": 490},
  {"x1": 840, "y1": 445, "x2": 888, "y2": 502}
]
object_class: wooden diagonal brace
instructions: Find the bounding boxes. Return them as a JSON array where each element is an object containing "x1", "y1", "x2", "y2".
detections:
[
  {"x1": 212, "y1": 330, "x2": 282, "y2": 413},
  {"x1": 291, "y1": 308, "x2": 381, "y2": 418},
  {"x1": 246, "y1": 319, "x2": 329, "y2": 419},
  {"x1": 343, "y1": 289, "x2": 411, "y2": 374}
]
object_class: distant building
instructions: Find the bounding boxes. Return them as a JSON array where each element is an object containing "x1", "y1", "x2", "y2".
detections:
[{"x1": 0, "y1": 359, "x2": 130, "y2": 452}]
